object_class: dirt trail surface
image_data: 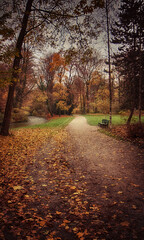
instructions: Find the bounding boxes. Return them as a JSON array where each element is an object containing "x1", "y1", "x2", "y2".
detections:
[
  {"x1": 0, "y1": 116, "x2": 144, "y2": 240},
  {"x1": 64, "y1": 116, "x2": 144, "y2": 238}
]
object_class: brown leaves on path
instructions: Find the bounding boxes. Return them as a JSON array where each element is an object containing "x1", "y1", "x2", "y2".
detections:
[
  {"x1": 0, "y1": 128, "x2": 144, "y2": 239},
  {"x1": 0, "y1": 129, "x2": 98, "y2": 239},
  {"x1": 0, "y1": 128, "x2": 52, "y2": 186}
]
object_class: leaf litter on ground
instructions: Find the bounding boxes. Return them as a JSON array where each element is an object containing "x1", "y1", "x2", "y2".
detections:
[{"x1": 0, "y1": 127, "x2": 144, "y2": 239}]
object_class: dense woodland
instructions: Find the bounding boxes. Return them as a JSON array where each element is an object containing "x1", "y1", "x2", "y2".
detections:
[{"x1": 0, "y1": 0, "x2": 144, "y2": 135}]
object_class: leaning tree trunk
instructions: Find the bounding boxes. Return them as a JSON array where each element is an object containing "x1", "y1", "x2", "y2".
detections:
[
  {"x1": 127, "y1": 107, "x2": 134, "y2": 125},
  {"x1": 0, "y1": 0, "x2": 33, "y2": 136}
]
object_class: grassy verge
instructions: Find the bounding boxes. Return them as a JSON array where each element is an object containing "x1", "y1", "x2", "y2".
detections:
[
  {"x1": 12, "y1": 116, "x2": 74, "y2": 130},
  {"x1": 84, "y1": 114, "x2": 144, "y2": 147},
  {"x1": 98, "y1": 128, "x2": 124, "y2": 141},
  {"x1": 84, "y1": 114, "x2": 144, "y2": 126}
]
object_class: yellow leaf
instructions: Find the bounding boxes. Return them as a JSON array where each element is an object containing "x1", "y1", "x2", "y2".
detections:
[
  {"x1": 13, "y1": 186, "x2": 23, "y2": 191},
  {"x1": 25, "y1": 195, "x2": 29, "y2": 198},
  {"x1": 85, "y1": 212, "x2": 89, "y2": 215},
  {"x1": 73, "y1": 227, "x2": 78, "y2": 232},
  {"x1": 42, "y1": 184, "x2": 47, "y2": 187},
  {"x1": 117, "y1": 191, "x2": 123, "y2": 194},
  {"x1": 65, "y1": 226, "x2": 69, "y2": 230},
  {"x1": 70, "y1": 186, "x2": 76, "y2": 190}
]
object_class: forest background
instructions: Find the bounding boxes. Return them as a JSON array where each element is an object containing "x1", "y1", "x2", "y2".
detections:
[{"x1": 0, "y1": 0, "x2": 144, "y2": 136}]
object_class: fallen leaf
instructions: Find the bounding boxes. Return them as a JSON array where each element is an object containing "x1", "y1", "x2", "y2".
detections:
[
  {"x1": 42, "y1": 184, "x2": 47, "y2": 187},
  {"x1": 70, "y1": 186, "x2": 76, "y2": 190},
  {"x1": 25, "y1": 195, "x2": 29, "y2": 198},
  {"x1": 56, "y1": 211, "x2": 61, "y2": 215},
  {"x1": 132, "y1": 205, "x2": 137, "y2": 209},
  {"x1": 65, "y1": 226, "x2": 69, "y2": 230},
  {"x1": 40, "y1": 221, "x2": 46, "y2": 227},
  {"x1": 73, "y1": 227, "x2": 78, "y2": 232},
  {"x1": 131, "y1": 183, "x2": 139, "y2": 187},
  {"x1": 117, "y1": 191, "x2": 123, "y2": 194},
  {"x1": 77, "y1": 232, "x2": 84, "y2": 238},
  {"x1": 120, "y1": 221, "x2": 130, "y2": 227},
  {"x1": 13, "y1": 186, "x2": 23, "y2": 191}
]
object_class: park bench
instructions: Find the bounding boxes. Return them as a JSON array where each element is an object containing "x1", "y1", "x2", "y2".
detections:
[{"x1": 98, "y1": 119, "x2": 109, "y2": 128}]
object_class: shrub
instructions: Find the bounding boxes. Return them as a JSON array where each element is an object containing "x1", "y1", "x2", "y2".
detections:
[
  {"x1": 127, "y1": 123, "x2": 144, "y2": 138},
  {"x1": 21, "y1": 106, "x2": 30, "y2": 113},
  {"x1": 30, "y1": 97, "x2": 48, "y2": 117},
  {"x1": 12, "y1": 108, "x2": 29, "y2": 123}
]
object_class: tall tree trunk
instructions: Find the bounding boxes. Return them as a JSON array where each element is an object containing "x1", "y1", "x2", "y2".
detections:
[
  {"x1": 127, "y1": 23, "x2": 137, "y2": 126},
  {"x1": 80, "y1": 91, "x2": 82, "y2": 113},
  {"x1": 83, "y1": 94, "x2": 86, "y2": 114},
  {"x1": 138, "y1": 3, "x2": 142, "y2": 124},
  {"x1": 106, "y1": 0, "x2": 112, "y2": 128},
  {"x1": 138, "y1": 47, "x2": 142, "y2": 124},
  {"x1": 14, "y1": 41, "x2": 28, "y2": 109},
  {"x1": 118, "y1": 75, "x2": 121, "y2": 106},
  {"x1": 86, "y1": 82, "x2": 89, "y2": 113},
  {"x1": 0, "y1": 0, "x2": 33, "y2": 136}
]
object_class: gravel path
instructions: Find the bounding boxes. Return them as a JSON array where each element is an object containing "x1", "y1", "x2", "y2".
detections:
[
  {"x1": 1, "y1": 115, "x2": 143, "y2": 240},
  {"x1": 66, "y1": 116, "x2": 144, "y2": 178},
  {"x1": 64, "y1": 115, "x2": 144, "y2": 239}
]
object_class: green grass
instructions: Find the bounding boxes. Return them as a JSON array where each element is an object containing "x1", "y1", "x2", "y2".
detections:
[
  {"x1": 26, "y1": 116, "x2": 74, "y2": 129},
  {"x1": 84, "y1": 114, "x2": 144, "y2": 126},
  {"x1": 13, "y1": 116, "x2": 74, "y2": 130}
]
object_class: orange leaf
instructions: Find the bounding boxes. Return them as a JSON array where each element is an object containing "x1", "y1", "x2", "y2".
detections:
[
  {"x1": 120, "y1": 221, "x2": 130, "y2": 227},
  {"x1": 77, "y1": 232, "x2": 84, "y2": 238},
  {"x1": 40, "y1": 221, "x2": 46, "y2": 227}
]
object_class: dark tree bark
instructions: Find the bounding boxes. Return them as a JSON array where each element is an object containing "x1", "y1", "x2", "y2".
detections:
[
  {"x1": 138, "y1": 2, "x2": 142, "y2": 124},
  {"x1": 0, "y1": 0, "x2": 34, "y2": 136},
  {"x1": 112, "y1": 0, "x2": 144, "y2": 123},
  {"x1": 106, "y1": 0, "x2": 112, "y2": 128},
  {"x1": 13, "y1": 41, "x2": 30, "y2": 109},
  {"x1": 86, "y1": 82, "x2": 89, "y2": 113},
  {"x1": 127, "y1": 107, "x2": 134, "y2": 125}
]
